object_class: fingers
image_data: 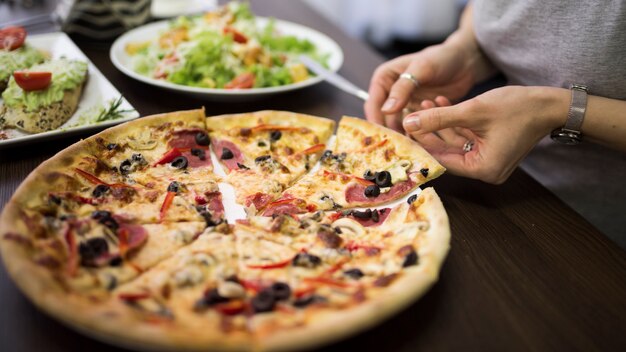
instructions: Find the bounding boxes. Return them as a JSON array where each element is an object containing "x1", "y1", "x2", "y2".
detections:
[
  {"x1": 384, "y1": 112, "x2": 404, "y2": 132},
  {"x1": 403, "y1": 104, "x2": 467, "y2": 134},
  {"x1": 381, "y1": 59, "x2": 433, "y2": 114},
  {"x1": 364, "y1": 75, "x2": 390, "y2": 125}
]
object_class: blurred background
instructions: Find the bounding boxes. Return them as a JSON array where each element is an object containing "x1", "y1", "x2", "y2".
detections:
[{"x1": 0, "y1": 0, "x2": 466, "y2": 59}]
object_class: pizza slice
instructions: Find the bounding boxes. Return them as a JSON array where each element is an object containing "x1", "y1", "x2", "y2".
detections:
[
  {"x1": 86, "y1": 108, "x2": 217, "y2": 186},
  {"x1": 208, "y1": 111, "x2": 335, "y2": 209},
  {"x1": 16, "y1": 150, "x2": 222, "y2": 225},
  {"x1": 261, "y1": 116, "x2": 445, "y2": 215},
  {"x1": 2, "y1": 205, "x2": 208, "y2": 294}
]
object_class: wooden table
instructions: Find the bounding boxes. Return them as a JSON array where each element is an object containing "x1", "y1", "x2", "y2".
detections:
[{"x1": 1, "y1": 1, "x2": 625, "y2": 351}]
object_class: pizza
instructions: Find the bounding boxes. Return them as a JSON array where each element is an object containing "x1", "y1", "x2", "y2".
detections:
[{"x1": 0, "y1": 109, "x2": 450, "y2": 351}]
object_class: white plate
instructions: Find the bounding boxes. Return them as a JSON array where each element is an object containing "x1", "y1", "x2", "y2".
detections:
[
  {"x1": 151, "y1": 0, "x2": 217, "y2": 18},
  {"x1": 110, "y1": 17, "x2": 344, "y2": 101},
  {"x1": 0, "y1": 32, "x2": 139, "y2": 149}
]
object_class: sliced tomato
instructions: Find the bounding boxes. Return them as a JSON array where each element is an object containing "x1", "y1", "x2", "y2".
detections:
[
  {"x1": 13, "y1": 71, "x2": 52, "y2": 91},
  {"x1": 224, "y1": 72, "x2": 255, "y2": 89},
  {"x1": 0, "y1": 26, "x2": 26, "y2": 51},
  {"x1": 223, "y1": 26, "x2": 248, "y2": 44}
]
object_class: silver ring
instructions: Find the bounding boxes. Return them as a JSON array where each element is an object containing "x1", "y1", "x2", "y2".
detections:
[
  {"x1": 399, "y1": 72, "x2": 419, "y2": 88},
  {"x1": 463, "y1": 140, "x2": 475, "y2": 153}
]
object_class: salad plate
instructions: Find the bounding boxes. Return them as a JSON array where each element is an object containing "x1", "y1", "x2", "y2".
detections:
[
  {"x1": 110, "y1": 15, "x2": 344, "y2": 101},
  {"x1": 0, "y1": 32, "x2": 138, "y2": 149}
]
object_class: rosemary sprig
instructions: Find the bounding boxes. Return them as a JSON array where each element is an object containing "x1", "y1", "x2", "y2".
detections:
[{"x1": 95, "y1": 96, "x2": 135, "y2": 122}]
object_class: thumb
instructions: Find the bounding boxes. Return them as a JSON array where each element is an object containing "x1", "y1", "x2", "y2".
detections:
[{"x1": 403, "y1": 105, "x2": 466, "y2": 133}]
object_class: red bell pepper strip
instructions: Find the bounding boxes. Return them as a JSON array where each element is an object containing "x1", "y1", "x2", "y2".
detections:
[
  {"x1": 74, "y1": 168, "x2": 108, "y2": 185},
  {"x1": 215, "y1": 300, "x2": 246, "y2": 315},
  {"x1": 246, "y1": 256, "x2": 293, "y2": 269},
  {"x1": 239, "y1": 279, "x2": 264, "y2": 293},
  {"x1": 322, "y1": 170, "x2": 374, "y2": 186},
  {"x1": 159, "y1": 191, "x2": 176, "y2": 221},
  {"x1": 153, "y1": 149, "x2": 183, "y2": 166},
  {"x1": 299, "y1": 143, "x2": 326, "y2": 155}
]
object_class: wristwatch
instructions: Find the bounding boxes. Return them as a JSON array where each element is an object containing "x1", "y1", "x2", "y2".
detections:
[{"x1": 550, "y1": 84, "x2": 588, "y2": 145}]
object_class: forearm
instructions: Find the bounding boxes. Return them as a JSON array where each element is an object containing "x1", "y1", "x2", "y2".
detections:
[
  {"x1": 443, "y1": 2, "x2": 497, "y2": 84},
  {"x1": 542, "y1": 87, "x2": 626, "y2": 151}
]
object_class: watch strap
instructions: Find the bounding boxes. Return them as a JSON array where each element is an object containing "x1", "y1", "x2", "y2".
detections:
[{"x1": 562, "y1": 84, "x2": 588, "y2": 133}]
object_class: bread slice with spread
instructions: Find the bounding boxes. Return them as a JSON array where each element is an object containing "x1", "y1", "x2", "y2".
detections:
[
  {"x1": 0, "y1": 58, "x2": 88, "y2": 133},
  {"x1": 0, "y1": 44, "x2": 47, "y2": 92}
]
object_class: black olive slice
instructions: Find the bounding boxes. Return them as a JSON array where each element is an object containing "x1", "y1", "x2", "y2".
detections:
[
  {"x1": 293, "y1": 294, "x2": 327, "y2": 308},
  {"x1": 407, "y1": 194, "x2": 418, "y2": 204},
  {"x1": 119, "y1": 159, "x2": 132, "y2": 175},
  {"x1": 254, "y1": 155, "x2": 271, "y2": 164},
  {"x1": 352, "y1": 209, "x2": 372, "y2": 219},
  {"x1": 402, "y1": 250, "x2": 419, "y2": 267},
  {"x1": 375, "y1": 171, "x2": 392, "y2": 187},
  {"x1": 171, "y1": 156, "x2": 188, "y2": 169},
  {"x1": 191, "y1": 148, "x2": 206, "y2": 160},
  {"x1": 270, "y1": 282, "x2": 291, "y2": 301},
  {"x1": 269, "y1": 130, "x2": 282, "y2": 142},
  {"x1": 420, "y1": 168, "x2": 429, "y2": 177},
  {"x1": 167, "y1": 181, "x2": 181, "y2": 193},
  {"x1": 252, "y1": 289, "x2": 276, "y2": 313},
  {"x1": 320, "y1": 150, "x2": 332, "y2": 161},
  {"x1": 131, "y1": 153, "x2": 144, "y2": 163},
  {"x1": 221, "y1": 148, "x2": 234, "y2": 160},
  {"x1": 92, "y1": 184, "x2": 110, "y2": 198},
  {"x1": 195, "y1": 132, "x2": 210, "y2": 146},
  {"x1": 79, "y1": 237, "x2": 109, "y2": 265},
  {"x1": 237, "y1": 162, "x2": 249, "y2": 170},
  {"x1": 363, "y1": 170, "x2": 377, "y2": 181},
  {"x1": 292, "y1": 253, "x2": 322, "y2": 268},
  {"x1": 343, "y1": 268, "x2": 364, "y2": 280},
  {"x1": 364, "y1": 185, "x2": 380, "y2": 198},
  {"x1": 371, "y1": 209, "x2": 380, "y2": 222},
  {"x1": 194, "y1": 288, "x2": 229, "y2": 311}
]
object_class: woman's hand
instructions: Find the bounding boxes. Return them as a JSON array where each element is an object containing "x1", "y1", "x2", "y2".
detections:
[
  {"x1": 364, "y1": 3, "x2": 495, "y2": 132},
  {"x1": 403, "y1": 86, "x2": 569, "y2": 184},
  {"x1": 364, "y1": 45, "x2": 479, "y2": 132}
]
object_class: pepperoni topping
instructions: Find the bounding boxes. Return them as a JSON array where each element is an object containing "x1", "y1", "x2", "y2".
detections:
[
  {"x1": 212, "y1": 139, "x2": 244, "y2": 171},
  {"x1": 345, "y1": 179, "x2": 415, "y2": 204},
  {"x1": 168, "y1": 129, "x2": 208, "y2": 149},
  {"x1": 244, "y1": 192, "x2": 273, "y2": 209},
  {"x1": 117, "y1": 223, "x2": 148, "y2": 257},
  {"x1": 205, "y1": 191, "x2": 225, "y2": 221},
  {"x1": 180, "y1": 149, "x2": 212, "y2": 169},
  {"x1": 261, "y1": 197, "x2": 310, "y2": 217}
]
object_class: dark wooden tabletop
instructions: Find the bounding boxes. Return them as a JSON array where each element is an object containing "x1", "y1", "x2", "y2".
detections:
[{"x1": 1, "y1": 1, "x2": 625, "y2": 351}]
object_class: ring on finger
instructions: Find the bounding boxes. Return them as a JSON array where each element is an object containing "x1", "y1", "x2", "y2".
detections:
[
  {"x1": 463, "y1": 140, "x2": 475, "y2": 153},
  {"x1": 399, "y1": 72, "x2": 419, "y2": 88}
]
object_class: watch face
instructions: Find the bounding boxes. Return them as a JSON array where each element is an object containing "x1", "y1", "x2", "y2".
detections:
[{"x1": 550, "y1": 130, "x2": 581, "y2": 145}]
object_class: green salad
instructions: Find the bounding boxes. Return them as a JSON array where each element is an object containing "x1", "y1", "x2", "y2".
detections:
[{"x1": 127, "y1": 2, "x2": 328, "y2": 89}]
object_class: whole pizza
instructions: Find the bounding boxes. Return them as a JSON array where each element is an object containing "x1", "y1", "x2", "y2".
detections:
[{"x1": 0, "y1": 109, "x2": 450, "y2": 351}]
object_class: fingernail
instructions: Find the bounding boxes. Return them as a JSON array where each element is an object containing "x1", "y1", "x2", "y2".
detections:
[
  {"x1": 382, "y1": 98, "x2": 396, "y2": 111},
  {"x1": 404, "y1": 115, "x2": 421, "y2": 131}
]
